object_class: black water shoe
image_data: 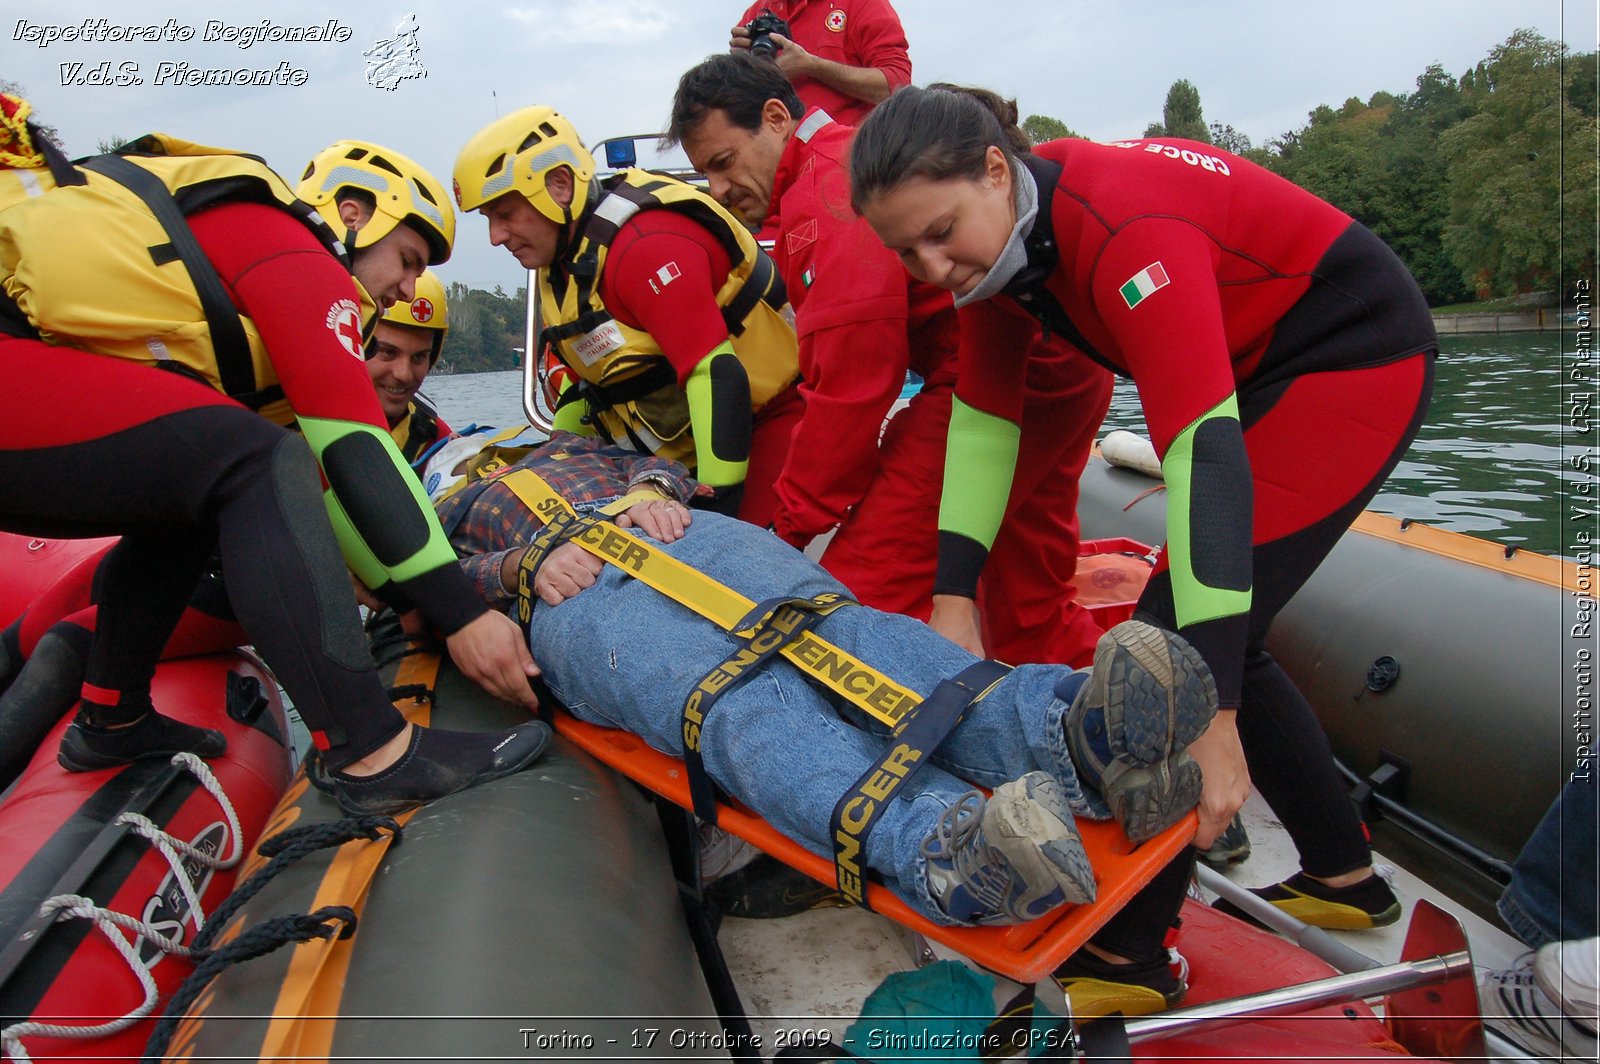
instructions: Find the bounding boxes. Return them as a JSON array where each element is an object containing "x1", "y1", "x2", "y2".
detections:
[
  {"x1": 1213, "y1": 870, "x2": 1401, "y2": 930},
  {"x1": 58, "y1": 710, "x2": 227, "y2": 772},
  {"x1": 328, "y1": 721, "x2": 552, "y2": 817}
]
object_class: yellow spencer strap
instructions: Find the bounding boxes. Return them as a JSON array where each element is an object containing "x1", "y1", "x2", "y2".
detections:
[{"x1": 499, "y1": 468, "x2": 924, "y2": 730}]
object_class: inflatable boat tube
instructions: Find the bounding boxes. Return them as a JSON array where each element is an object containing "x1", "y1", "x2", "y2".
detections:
[
  {"x1": 1076, "y1": 448, "x2": 1581, "y2": 869},
  {"x1": 163, "y1": 622, "x2": 722, "y2": 1062},
  {"x1": 0, "y1": 648, "x2": 294, "y2": 1062},
  {"x1": 0, "y1": 536, "x2": 115, "y2": 628}
]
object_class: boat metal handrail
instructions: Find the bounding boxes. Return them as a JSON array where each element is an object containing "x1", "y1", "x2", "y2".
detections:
[{"x1": 1122, "y1": 948, "x2": 1473, "y2": 1044}]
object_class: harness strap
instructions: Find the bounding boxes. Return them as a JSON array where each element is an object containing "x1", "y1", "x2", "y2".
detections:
[
  {"x1": 829, "y1": 659, "x2": 1011, "y2": 906},
  {"x1": 553, "y1": 174, "x2": 789, "y2": 344},
  {"x1": 77, "y1": 153, "x2": 257, "y2": 399},
  {"x1": 499, "y1": 468, "x2": 926, "y2": 730},
  {"x1": 681, "y1": 592, "x2": 853, "y2": 823},
  {"x1": 0, "y1": 287, "x2": 37, "y2": 339},
  {"x1": 720, "y1": 248, "x2": 786, "y2": 338},
  {"x1": 512, "y1": 509, "x2": 590, "y2": 627}
]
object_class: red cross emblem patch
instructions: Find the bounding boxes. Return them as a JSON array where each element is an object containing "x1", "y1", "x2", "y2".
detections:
[
  {"x1": 325, "y1": 299, "x2": 364, "y2": 359},
  {"x1": 826, "y1": 9, "x2": 846, "y2": 32},
  {"x1": 410, "y1": 298, "x2": 435, "y2": 324}
]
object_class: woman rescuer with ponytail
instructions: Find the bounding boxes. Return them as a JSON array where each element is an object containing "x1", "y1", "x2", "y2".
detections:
[{"x1": 850, "y1": 85, "x2": 1436, "y2": 1012}]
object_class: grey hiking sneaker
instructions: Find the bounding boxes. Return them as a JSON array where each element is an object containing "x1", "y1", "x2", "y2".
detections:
[
  {"x1": 1199, "y1": 813, "x2": 1252, "y2": 867},
  {"x1": 922, "y1": 772, "x2": 1095, "y2": 926},
  {"x1": 1064, "y1": 620, "x2": 1218, "y2": 842}
]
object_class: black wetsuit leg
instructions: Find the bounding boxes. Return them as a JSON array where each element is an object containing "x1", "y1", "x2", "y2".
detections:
[{"x1": 0, "y1": 339, "x2": 403, "y2": 767}]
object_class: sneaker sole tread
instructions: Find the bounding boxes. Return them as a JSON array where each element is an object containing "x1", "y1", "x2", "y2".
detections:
[{"x1": 1073, "y1": 622, "x2": 1218, "y2": 841}]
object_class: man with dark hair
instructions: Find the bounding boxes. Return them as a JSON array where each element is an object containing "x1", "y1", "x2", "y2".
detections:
[
  {"x1": 667, "y1": 53, "x2": 1112, "y2": 668},
  {"x1": 366, "y1": 270, "x2": 451, "y2": 466},
  {"x1": 729, "y1": 0, "x2": 911, "y2": 127}
]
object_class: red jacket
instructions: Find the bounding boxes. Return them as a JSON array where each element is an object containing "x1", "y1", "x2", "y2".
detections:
[
  {"x1": 768, "y1": 110, "x2": 955, "y2": 547},
  {"x1": 737, "y1": 0, "x2": 911, "y2": 127}
]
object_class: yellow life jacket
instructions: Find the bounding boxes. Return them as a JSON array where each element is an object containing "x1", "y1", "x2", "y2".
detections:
[
  {"x1": 538, "y1": 169, "x2": 798, "y2": 465},
  {"x1": 0, "y1": 164, "x2": 56, "y2": 213},
  {"x1": 0, "y1": 133, "x2": 357, "y2": 423},
  {"x1": 391, "y1": 396, "x2": 446, "y2": 467}
]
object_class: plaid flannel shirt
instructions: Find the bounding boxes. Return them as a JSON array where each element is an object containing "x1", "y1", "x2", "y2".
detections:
[{"x1": 437, "y1": 431, "x2": 697, "y2": 609}]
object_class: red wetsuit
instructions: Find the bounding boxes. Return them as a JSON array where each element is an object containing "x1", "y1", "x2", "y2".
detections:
[
  {"x1": 594, "y1": 208, "x2": 801, "y2": 526},
  {"x1": 771, "y1": 111, "x2": 1111, "y2": 665},
  {"x1": 945, "y1": 138, "x2": 1436, "y2": 958},
  {"x1": 0, "y1": 202, "x2": 487, "y2": 766},
  {"x1": 736, "y1": 0, "x2": 911, "y2": 127}
]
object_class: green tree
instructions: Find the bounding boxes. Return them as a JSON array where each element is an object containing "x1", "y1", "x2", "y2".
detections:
[
  {"x1": 1145, "y1": 79, "x2": 1210, "y2": 142},
  {"x1": 1378, "y1": 63, "x2": 1474, "y2": 304},
  {"x1": 1440, "y1": 29, "x2": 1598, "y2": 296},
  {"x1": 1271, "y1": 94, "x2": 1395, "y2": 237},
  {"x1": 1208, "y1": 122, "x2": 1252, "y2": 155},
  {"x1": 1569, "y1": 50, "x2": 1597, "y2": 118},
  {"x1": 1022, "y1": 114, "x2": 1079, "y2": 144},
  {"x1": 436, "y1": 281, "x2": 523, "y2": 373}
]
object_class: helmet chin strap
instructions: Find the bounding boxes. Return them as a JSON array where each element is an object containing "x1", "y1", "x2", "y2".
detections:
[{"x1": 552, "y1": 205, "x2": 580, "y2": 267}]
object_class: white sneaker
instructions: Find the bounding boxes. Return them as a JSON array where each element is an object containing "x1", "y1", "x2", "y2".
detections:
[
  {"x1": 697, "y1": 822, "x2": 761, "y2": 881},
  {"x1": 1481, "y1": 955, "x2": 1599, "y2": 1061},
  {"x1": 1535, "y1": 936, "x2": 1600, "y2": 1034}
]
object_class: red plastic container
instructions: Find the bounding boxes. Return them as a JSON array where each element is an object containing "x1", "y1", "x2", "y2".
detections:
[{"x1": 1073, "y1": 537, "x2": 1158, "y2": 629}]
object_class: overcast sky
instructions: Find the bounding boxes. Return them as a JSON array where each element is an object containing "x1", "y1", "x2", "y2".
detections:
[{"x1": 5, "y1": 1, "x2": 1595, "y2": 290}]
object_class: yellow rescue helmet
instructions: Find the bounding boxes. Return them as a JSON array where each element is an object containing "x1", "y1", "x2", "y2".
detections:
[
  {"x1": 452, "y1": 106, "x2": 595, "y2": 224},
  {"x1": 375, "y1": 269, "x2": 448, "y2": 364},
  {"x1": 298, "y1": 140, "x2": 455, "y2": 264}
]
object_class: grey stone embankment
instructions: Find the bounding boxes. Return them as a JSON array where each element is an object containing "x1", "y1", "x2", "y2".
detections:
[{"x1": 1431, "y1": 309, "x2": 1563, "y2": 335}]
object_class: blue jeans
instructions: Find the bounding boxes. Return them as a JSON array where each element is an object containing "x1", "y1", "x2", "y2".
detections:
[
  {"x1": 527, "y1": 513, "x2": 1101, "y2": 924},
  {"x1": 1498, "y1": 773, "x2": 1598, "y2": 948}
]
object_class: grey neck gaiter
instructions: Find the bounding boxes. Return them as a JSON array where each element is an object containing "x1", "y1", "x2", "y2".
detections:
[{"x1": 954, "y1": 158, "x2": 1038, "y2": 308}]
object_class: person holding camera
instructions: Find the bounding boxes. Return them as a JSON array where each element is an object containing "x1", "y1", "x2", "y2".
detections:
[{"x1": 730, "y1": 1, "x2": 910, "y2": 127}]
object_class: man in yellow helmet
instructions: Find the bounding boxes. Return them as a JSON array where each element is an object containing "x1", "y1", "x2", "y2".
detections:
[
  {"x1": 452, "y1": 105, "x2": 801, "y2": 523},
  {"x1": 368, "y1": 270, "x2": 452, "y2": 466},
  {"x1": 0, "y1": 100, "x2": 547, "y2": 816}
]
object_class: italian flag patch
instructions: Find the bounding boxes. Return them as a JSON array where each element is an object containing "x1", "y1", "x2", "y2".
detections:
[
  {"x1": 802, "y1": 266, "x2": 815, "y2": 288},
  {"x1": 1120, "y1": 261, "x2": 1170, "y2": 309}
]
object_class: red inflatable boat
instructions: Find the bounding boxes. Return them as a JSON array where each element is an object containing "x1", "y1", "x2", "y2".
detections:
[{"x1": 0, "y1": 534, "x2": 294, "y2": 1062}]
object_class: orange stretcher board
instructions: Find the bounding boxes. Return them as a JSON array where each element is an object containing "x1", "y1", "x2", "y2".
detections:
[{"x1": 554, "y1": 713, "x2": 1196, "y2": 985}]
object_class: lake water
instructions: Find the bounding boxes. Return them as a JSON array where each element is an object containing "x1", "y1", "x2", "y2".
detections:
[{"x1": 425, "y1": 332, "x2": 1587, "y2": 557}]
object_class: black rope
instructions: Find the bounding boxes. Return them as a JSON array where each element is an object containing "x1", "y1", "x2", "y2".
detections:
[
  {"x1": 385, "y1": 682, "x2": 433, "y2": 704},
  {"x1": 142, "y1": 905, "x2": 357, "y2": 1063},
  {"x1": 193, "y1": 815, "x2": 399, "y2": 951}
]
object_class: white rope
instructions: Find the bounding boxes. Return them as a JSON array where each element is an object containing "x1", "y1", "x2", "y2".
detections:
[
  {"x1": 0, "y1": 751, "x2": 245, "y2": 1060},
  {"x1": 112, "y1": 753, "x2": 245, "y2": 928},
  {"x1": 0, "y1": 895, "x2": 168, "y2": 1062}
]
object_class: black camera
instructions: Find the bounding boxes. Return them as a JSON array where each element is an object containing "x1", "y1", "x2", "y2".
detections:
[{"x1": 745, "y1": 12, "x2": 791, "y2": 58}]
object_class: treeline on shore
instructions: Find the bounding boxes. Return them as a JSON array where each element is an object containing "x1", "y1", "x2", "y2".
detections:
[
  {"x1": 1037, "y1": 28, "x2": 1595, "y2": 310},
  {"x1": 432, "y1": 282, "x2": 526, "y2": 376}
]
